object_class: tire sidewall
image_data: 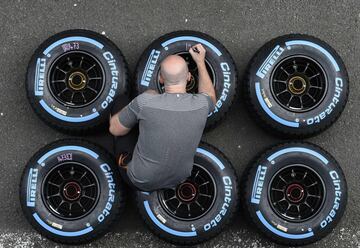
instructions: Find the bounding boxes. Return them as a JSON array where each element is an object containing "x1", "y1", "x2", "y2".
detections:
[
  {"x1": 246, "y1": 143, "x2": 347, "y2": 243},
  {"x1": 247, "y1": 35, "x2": 348, "y2": 135},
  {"x1": 135, "y1": 31, "x2": 237, "y2": 128},
  {"x1": 26, "y1": 30, "x2": 127, "y2": 129}
]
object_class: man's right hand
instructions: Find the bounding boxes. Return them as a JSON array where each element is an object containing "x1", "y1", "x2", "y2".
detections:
[
  {"x1": 189, "y1": 44, "x2": 206, "y2": 65},
  {"x1": 189, "y1": 44, "x2": 216, "y2": 105}
]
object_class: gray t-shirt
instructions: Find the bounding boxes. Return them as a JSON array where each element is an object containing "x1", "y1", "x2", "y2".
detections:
[{"x1": 118, "y1": 91, "x2": 214, "y2": 191}]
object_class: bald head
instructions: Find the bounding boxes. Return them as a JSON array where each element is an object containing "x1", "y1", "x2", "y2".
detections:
[{"x1": 160, "y1": 55, "x2": 189, "y2": 86}]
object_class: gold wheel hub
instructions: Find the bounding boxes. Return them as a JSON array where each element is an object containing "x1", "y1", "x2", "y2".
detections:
[
  {"x1": 68, "y1": 71, "x2": 87, "y2": 90},
  {"x1": 288, "y1": 76, "x2": 307, "y2": 95}
]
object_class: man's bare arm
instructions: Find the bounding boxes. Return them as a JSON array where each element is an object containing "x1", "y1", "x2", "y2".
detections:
[
  {"x1": 109, "y1": 90, "x2": 156, "y2": 136},
  {"x1": 189, "y1": 44, "x2": 216, "y2": 104},
  {"x1": 109, "y1": 113, "x2": 131, "y2": 136}
]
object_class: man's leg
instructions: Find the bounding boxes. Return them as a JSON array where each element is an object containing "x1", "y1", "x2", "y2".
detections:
[{"x1": 118, "y1": 153, "x2": 140, "y2": 191}]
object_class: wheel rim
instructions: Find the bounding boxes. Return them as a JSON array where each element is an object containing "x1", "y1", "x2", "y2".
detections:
[
  {"x1": 270, "y1": 56, "x2": 327, "y2": 113},
  {"x1": 156, "y1": 52, "x2": 216, "y2": 94},
  {"x1": 42, "y1": 162, "x2": 100, "y2": 220},
  {"x1": 158, "y1": 164, "x2": 216, "y2": 221},
  {"x1": 268, "y1": 164, "x2": 325, "y2": 222},
  {"x1": 48, "y1": 51, "x2": 105, "y2": 108}
]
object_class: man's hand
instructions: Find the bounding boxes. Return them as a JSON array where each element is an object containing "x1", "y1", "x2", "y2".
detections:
[
  {"x1": 189, "y1": 44, "x2": 216, "y2": 105},
  {"x1": 189, "y1": 44, "x2": 206, "y2": 65}
]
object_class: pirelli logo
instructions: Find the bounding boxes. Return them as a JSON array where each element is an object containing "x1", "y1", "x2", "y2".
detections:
[
  {"x1": 34, "y1": 58, "x2": 46, "y2": 96},
  {"x1": 256, "y1": 45, "x2": 284, "y2": 79},
  {"x1": 251, "y1": 165, "x2": 267, "y2": 204},
  {"x1": 141, "y1": 49, "x2": 160, "y2": 87}
]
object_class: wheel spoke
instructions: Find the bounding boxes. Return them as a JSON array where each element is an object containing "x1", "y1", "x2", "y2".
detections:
[
  {"x1": 194, "y1": 170, "x2": 200, "y2": 179},
  {"x1": 279, "y1": 175, "x2": 288, "y2": 184},
  {"x1": 79, "y1": 56, "x2": 84, "y2": 67},
  {"x1": 87, "y1": 64, "x2": 96, "y2": 72},
  {"x1": 303, "y1": 201, "x2": 314, "y2": 212},
  {"x1": 291, "y1": 169, "x2": 296, "y2": 178},
  {"x1": 88, "y1": 77, "x2": 102, "y2": 80},
  {"x1": 80, "y1": 92, "x2": 87, "y2": 103},
  {"x1": 195, "y1": 200, "x2": 205, "y2": 210},
  {"x1": 274, "y1": 79, "x2": 287, "y2": 83},
  {"x1": 292, "y1": 60, "x2": 298, "y2": 72},
  {"x1": 87, "y1": 86, "x2": 98, "y2": 94},
  {"x1": 80, "y1": 171, "x2": 87, "y2": 180},
  {"x1": 199, "y1": 193, "x2": 212, "y2": 198},
  {"x1": 285, "y1": 203, "x2": 292, "y2": 213},
  {"x1": 70, "y1": 92, "x2": 75, "y2": 103},
  {"x1": 67, "y1": 57, "x2": 73, "y2": 68},
  {"x1": 280, "y1": 66, "x2": 290, "y2": 76},
  {"x1": 199, "y1": 181, "x2": 210, "y2": 187},
  {"x1": 76, "y1": 201, "x2": 86, "y2": 213},
  {"x1": 55, "y1": 200, "x2": 65, "y2": 211},
  {"x1": 309, "y1": 85, "x2": 323, "y2": 90},
  {"x1": 83, "y1": 183, "x2": 96, "y2": 189},
  {"x1": 47, "y1": 193, "x2": 60, "y2": 199},
  {"x1": 174, "y1": 201, "x2": 182, "y2": 213},
  {"x1": 48, "y1": 181, "x2": 60, "y2": 187},
  {"x1": 306, "y1": 181, "x2": 318, "y2": 188},
  {"x1": 187, "y1": 204, "x2": 191, "y2": 217},
  {"x1": 302, "y1": 171, "x2": 308, "y2": 180},
  {"x1": 307, "y1": 93, "x2": 316, "y2": 102},
  {"x1": 303, "y1": 62, "x2": 309, "y2": 73},
  {"x1": 276, "y1": 89, "x2": 288, "y2": 96},
  {"x1": 82, "y1": 195, "x2": 95, "y2": 201},
  {"x1": 51, "y1": 79, "x2": 66, "y2": 84},
  {"x1": 307, "y1": 194, "x2": 321, "y2": 199},
  {"x1": 286, "y1": 95, "x2": 294, "y2": 107},
  {"x1": 299, "y1": 96, "x2": 304, "y2": 109},
  {"x1": 308, "y1": 73, "x2": 320, "y2": 80},
  {"x1": 164, "y1": 195, "x2": 177, "y2": 202},
  {"x1": 271, "y1": 187, "x2": 285, "y2": 192},
  {"x1": 56, "y1": 66, "x2": 67, "y2": 74},
  {"x1": 57, "y1": 88, "x2": 68, "y2": 96},
  {"x1": 273, "y1": 197, "x2": 286, "y2": 205},
  {"x1": 57, "y1": 170, "x2": 65, "y2": 180}
]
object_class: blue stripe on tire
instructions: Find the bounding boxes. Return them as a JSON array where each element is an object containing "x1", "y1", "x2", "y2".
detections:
[
  {"x1": 255, "y1": 82, "x2": 299, "y2": 128},
  {"x1": 161, "y1": 36, "x2": 222, "y2": 56},
  {"x1": 196, "y1": 147, "x2": 225, "y2": 170},
  {"x1": 285, "y1": 40, "x2": 339, "y2": 72},
  {"x1": 37, "y1": 145, "x2": 99, "y2": 165},
  {"x1": 256, "y1": 210, "x2": 314, "y2": 239},
  {"x1": 267, "y1": 147, "x2": 329, "y2": 164},
  {"x1": 144, "y1": 201, "x2": 197, "y2": 237},
  {"x1": 43, "y1": 36, "x2": 104, "y2": 55},
  {"x1": 33, "y1": 213, "x2": 93, "y2": 237},
  {"x1": 39, "y1": 100, "x2": 99, "y2": 123}
]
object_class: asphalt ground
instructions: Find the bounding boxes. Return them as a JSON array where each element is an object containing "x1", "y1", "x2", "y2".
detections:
[{"x1": 0, "y1": 0, "x2": 359, "y2": 247}]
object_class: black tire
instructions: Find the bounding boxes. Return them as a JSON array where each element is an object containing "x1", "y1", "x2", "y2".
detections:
[
  {"x1": 19, "y1": 139, "x2": 125, "y2": 244},
  {"x1": 135, "y1": 142, "x2": 239, "y2": 245},
  {"x1": 244, "y1": 142, "x2": 347, "y2": 246},
  {"x1": 134, "y1": 30, "x2": 238, "y2": 130},
  {"x1": 245, "y1": 34, "x2": 349, "y2": 138},
  {"x1": 26, "y1": 29, "x2": 129, "y2": 134}
]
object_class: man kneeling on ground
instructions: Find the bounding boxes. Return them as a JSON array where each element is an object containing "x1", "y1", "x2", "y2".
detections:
[{"x1": 109, "y1": 44, "x2": 216, "y2": 191}]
